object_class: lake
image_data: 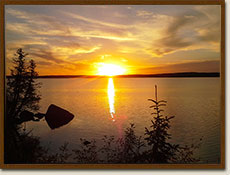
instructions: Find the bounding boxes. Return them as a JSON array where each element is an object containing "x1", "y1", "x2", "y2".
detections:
[{"x1": 26, "y1": 77, "x2": 221, "y2": 163}]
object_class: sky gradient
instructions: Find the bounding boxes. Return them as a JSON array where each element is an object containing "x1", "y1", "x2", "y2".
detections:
[{"x1": 5, "y1": 5, "x2": 221, "y2": 75}]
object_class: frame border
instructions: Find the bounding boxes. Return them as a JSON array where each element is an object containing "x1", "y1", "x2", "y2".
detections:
[{"x1": 0, "y1": 0, "x2": 225, "y2": 169}]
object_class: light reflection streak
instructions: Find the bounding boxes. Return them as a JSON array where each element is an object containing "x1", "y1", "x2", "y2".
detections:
[{"x1": 108, "y1": 78, "x2": 115, "y2": 121}]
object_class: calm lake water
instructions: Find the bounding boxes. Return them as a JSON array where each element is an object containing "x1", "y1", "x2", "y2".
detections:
[{"x1": 27, "y1": 77, "x2": 221, "y2": 163}]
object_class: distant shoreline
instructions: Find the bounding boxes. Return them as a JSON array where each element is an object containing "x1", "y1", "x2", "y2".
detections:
[{"x1": 6, "y1": 72, "x2": 220, "y2": 79}]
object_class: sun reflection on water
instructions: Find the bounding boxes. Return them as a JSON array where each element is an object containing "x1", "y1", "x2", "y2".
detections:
[{"x1": 108, "y1": 78, "x2": 115, "y2": 121}]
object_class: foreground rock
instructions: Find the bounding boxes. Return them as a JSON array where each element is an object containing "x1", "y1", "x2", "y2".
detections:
[{"x1": 45, "y1": 104, "x2": 74, "y2": 129}]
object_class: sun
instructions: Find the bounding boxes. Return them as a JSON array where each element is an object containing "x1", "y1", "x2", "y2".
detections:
[{"x1": 97, "y1": 63, "x2": 126, "y2": 76}]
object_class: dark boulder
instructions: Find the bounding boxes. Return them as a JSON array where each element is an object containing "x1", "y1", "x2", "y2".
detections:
[{"x1": 45, "y1": 104, "x2": 74, "y2": 129}]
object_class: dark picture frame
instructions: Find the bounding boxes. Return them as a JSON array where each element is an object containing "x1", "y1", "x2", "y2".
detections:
[{"x1": 0, "y1": 0, "x2": 225, "y2": 169}]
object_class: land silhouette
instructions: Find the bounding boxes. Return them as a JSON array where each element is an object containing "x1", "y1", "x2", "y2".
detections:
[{"x1": 6, "y1": 72, "x2": 219, "y2": 79}]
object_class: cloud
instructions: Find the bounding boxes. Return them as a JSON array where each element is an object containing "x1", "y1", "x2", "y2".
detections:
[
  {"x1": 6, "y1": 8, "x2": 71, "y2": 35},
  {"x1": 136, "y1": 10, "x2": 154, "y2": 18},
  {"x1": 147, "y1": 6, "x2": 220, "y2": 57},
  {"x1": 72, "y1": 32, "x2": 135, "y2": 41},
  {"x1": 50, "y1": 45, "x2": 101, "y2": 58},
  {"x1": 64, "y1": 11, "x2": 130, "y2": 29},
  {"x1": 36, "y1": 61, "x2": 93, "y2": 75},
  {"x1": 6, "y1": 8, "x2": 136, "y2": 43},
  {"x1": 31, "y1": 50, "x2": 66, "y2": 64},
  {"x1": 36, "y1": 60, "x2": 53, "y2": 66},
  {"x1": 137, "y1": 60, "x2": 220, "y2": 74},
  {"x1": 64, "y1": 13, "x2": 136, "y2": 41},
  {"x1": 29, "y1": 48, "x2": 95, "y2": 75}
]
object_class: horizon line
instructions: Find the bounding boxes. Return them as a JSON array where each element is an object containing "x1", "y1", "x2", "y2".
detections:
[{"x1": 6, "y1": 72, "x2": 220, "y2": 78}]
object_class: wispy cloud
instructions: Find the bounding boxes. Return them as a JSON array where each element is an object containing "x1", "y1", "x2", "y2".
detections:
[
  {"x1": 146, "y1": 6, "x2": 220, "y2": 57},
  {"x1": 137, "y1": 60, "x2": 220, "y2": 74},
  {"x1": 64, "y1": 12, "x2": 131, "y2": 29}
]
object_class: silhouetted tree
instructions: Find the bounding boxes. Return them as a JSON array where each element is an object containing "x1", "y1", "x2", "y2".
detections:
[
  {"x1": 144, "y1": 85, "x2": 179, "y2": 163},
  {"x1": 5, "y1": 48, "x2": 42, "y2": 163},
  {"x1": 6, "y1": 48, "x2": 40, "y2": 123}
]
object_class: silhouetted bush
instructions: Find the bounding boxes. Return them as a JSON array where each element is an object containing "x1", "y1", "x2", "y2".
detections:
[{"x1": 72, "y1": 139, "x2": 98, "y2": 163}]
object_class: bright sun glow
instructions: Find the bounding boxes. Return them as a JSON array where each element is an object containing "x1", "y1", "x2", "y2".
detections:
[{"x1": 97, "y1": 63, "x2": 126, "y2": 76}]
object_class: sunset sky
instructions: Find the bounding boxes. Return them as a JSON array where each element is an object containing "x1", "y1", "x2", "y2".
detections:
[{"x1": 5, "y1": 5, "x2": 221, "y2": 75}]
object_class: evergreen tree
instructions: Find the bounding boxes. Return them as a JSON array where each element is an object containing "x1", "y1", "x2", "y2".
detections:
[
  {"x1": 6, "y1": 48, "x2": 40, "y2": 124},
  {"x1": 144, "y1": 85, "x2": 178, "y2": 163},
  {"x1": 5, "y1": 48, "x2": 42, "y2": 163}
]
